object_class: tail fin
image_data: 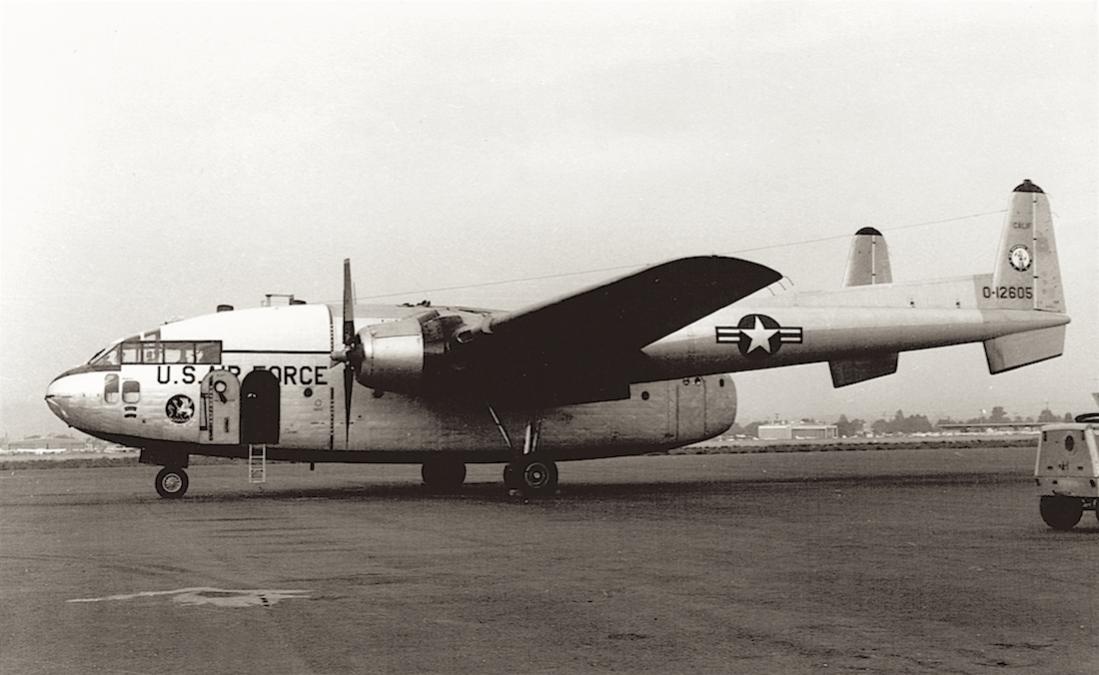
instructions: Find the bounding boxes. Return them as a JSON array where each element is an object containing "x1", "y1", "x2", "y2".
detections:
[
  {"x1": 843, "y1": 227, "x2": 892, "y2": 286},
  {"x1": 990, "y1": 179, "x2": 1065, "y2": 312},
  {"x1": 983, "y1": 179, "x2": 1067, "y2": 373},
  {"x1": 831, "y1": 227, "x2": 898, "y2": 386}
]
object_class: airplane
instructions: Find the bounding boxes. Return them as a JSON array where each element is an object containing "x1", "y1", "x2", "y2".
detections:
[{"x1": 45, "y1": 180, "x2": 1070, "y2": 498}]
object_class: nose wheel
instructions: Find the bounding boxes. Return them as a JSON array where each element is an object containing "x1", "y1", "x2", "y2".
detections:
[{"x1": 155, "y1": 467, "x2": 189, "y2": 499}]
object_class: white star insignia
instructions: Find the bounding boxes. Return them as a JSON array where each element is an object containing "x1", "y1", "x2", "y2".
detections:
[{"x1": 741, "y1": 316, "x2": 778, "y2": 353}]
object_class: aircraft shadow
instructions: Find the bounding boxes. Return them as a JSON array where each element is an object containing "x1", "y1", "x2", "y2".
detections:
[{"x1": 173, "y1": 470, "x2": 1025, "y2": 505}]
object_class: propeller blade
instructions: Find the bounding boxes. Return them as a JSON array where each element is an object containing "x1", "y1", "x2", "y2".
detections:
[
  {"x1": 343, "y1": 258, "x2": 355, "y2": 348},
  {"x1": 344, "y1": 362, "x2": 353, "y2": 446},
  {"x1": 341, "y1": 258, "x2": 356, "y2": 445}
]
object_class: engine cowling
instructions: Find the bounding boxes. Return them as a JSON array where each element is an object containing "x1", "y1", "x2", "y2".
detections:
[{"x1": 355, "y1": 311, "x2": 467, "y2": 395}]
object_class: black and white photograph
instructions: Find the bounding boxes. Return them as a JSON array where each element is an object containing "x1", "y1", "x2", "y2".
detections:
[{"x1": 2, "y1": 1, "x2": 1096, "y2": 672}]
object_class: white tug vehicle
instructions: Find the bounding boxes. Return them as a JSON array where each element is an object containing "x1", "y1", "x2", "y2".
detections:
[{"x1": 1035, "y1": 406, "x2": 1099, "y2": 530}]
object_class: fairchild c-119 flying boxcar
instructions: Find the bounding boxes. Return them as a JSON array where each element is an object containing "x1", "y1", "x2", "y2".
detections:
[{"x1": 46, "y1": 180, "x2": 1070, "y2": 498}]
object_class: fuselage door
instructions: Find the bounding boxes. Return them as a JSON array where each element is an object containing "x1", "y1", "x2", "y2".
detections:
[
  {"x1": 676, "y1": 376, "x2": 707, "y2": 442},
  {"x1": 200, "y1": 370, "x2": 241, "y2": 445},
  {"x1": 241, "y1": 370, "x2": 280, "y2": 445}
]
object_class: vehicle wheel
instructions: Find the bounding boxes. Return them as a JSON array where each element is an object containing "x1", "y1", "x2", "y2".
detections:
[
  {"x1": 512, "y1": 457, "x2": 558, "y2": 497},
  {"x1": 421, "y1": 459, "x2": 466, "y2": 492},
  {"x1": 155, "y1": 467, "x2": 189, "y2": 499},
  {"x1": 1039, "y1": 496, "x2": 1082, "y2": 530}
]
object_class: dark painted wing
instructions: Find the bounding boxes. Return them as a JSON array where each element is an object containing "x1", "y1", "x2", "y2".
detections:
[{"x1": 486, "y1": 256, "x2": 782, "y2": 352}]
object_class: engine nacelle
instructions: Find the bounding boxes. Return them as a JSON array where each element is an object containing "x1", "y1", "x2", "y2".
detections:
[{"x1": 355, "y1": 311, "x2": 465, "y2": 394}]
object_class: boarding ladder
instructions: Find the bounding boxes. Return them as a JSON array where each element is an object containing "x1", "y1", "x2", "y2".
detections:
[{"x1": 248, "y1": 444, "x2": 267, "y2": 484}]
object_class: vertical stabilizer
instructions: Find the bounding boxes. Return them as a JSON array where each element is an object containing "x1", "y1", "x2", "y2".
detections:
[
  {"x1": 843, "y1": 227, "x2": 892, "y2": 286},
  {"x1": 991, "y1": 180, "x2": 1064, "y2": 312}
]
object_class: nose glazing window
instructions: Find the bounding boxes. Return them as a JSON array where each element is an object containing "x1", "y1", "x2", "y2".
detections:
[
  {"x1": 122, "y1": 380, "x2": 140, "y2": 404},
  {"x1": 104, "y1": 374, "x2": 120, "y2": 403}
]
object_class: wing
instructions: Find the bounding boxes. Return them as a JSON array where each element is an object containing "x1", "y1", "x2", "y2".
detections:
[
  {"x1": 486, "y1": 255, "x2": 782, "y2": 351},
  {"x1": 461, "y1": 256, "x2": 782, "y2": 406}
]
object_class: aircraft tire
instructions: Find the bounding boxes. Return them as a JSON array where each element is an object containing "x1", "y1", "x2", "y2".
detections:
[
  {"x1": 155, "y1": 467, "x2": 189, "y2": 499},
  {"x1": 513, "y1": 457, "x2": 558, "y2": 497},
  {"x1": 421, "y1": 459, "x2": 466, "y2": 492},
  {"x1": 1039, "y1": 495, "x2": 1082, "y2": 530}
]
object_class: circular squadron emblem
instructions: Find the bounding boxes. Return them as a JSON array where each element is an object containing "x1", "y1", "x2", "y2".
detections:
[
  {"x1": 1008, "y1": 244, "x2": 1032, "y2": 272},
  {"x1": 165, "y1": 394, "x2": 195, "y2": 424}
]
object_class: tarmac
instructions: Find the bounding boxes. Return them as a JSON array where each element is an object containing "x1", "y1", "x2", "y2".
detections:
[{"x1": 1, "y1": 446, "x2": 1096, "y2": 674}]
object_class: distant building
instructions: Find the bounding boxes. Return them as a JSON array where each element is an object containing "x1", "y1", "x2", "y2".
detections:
[{"x1": 758, "y1": 423, "x2": 838, "y2": 440}]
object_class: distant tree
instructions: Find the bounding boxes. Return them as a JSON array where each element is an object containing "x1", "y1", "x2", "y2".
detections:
[
  {"x1": 1063, "y1": 412, "x2": 1074, "y2": 423},
  {"x1": 871, "y1": 418, "x2": 890, "y2": 435},
  {"x1": 902, "y1": 414, "x2": 934, "y2": 433},
  {"x1": 989, "y1": 406, "x2": 1009, "y2": 423},
  {"x1": 835, "y1": 415, "x2": 864, "y2": 437},
  {"x1": 1037, "y1": 408, "x2": 1059, "y2": 423}
]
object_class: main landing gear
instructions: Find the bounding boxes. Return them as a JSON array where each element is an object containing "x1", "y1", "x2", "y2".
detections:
[
  {"x1": 504, "y1": 456, "x2": 559, "y2": 496},
  {"x1": 419, "y1": 456, "x2": 559, "y2": 497},
  {"x1": 155, "y1": 466, "x2": 189, "y2": 499}
]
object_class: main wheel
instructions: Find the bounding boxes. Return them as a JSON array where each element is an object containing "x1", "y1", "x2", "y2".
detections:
[
  {"x1": 510, "y1": 457, "x2": 558, "y2": 497},
  {"x1": 421, "y1": 459, "x2": 467, "y2": 492},
  {"x1": 155, "y1": 467, "x2": 189, "y2": 499},
  {"x1": 1039, "y1": 496, "x2": 1083, "y2": 530}
]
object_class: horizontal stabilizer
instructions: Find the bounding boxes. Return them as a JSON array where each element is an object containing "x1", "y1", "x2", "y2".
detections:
[
  {"x1": 984, "y1": 325, "x2": 1065, "y2": 374},
  {"x1": 829, "y1": 353, "x2": 899, "y2": 388}
]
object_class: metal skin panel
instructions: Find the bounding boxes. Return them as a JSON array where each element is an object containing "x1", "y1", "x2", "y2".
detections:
[{"x1": 338, "y1": 377, "x2": 732, "y2": 459}]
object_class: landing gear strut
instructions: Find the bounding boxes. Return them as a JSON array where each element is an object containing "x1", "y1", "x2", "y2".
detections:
[
  {"x1": 155, "y1": 467, "x2": 189, "y2": 499},
  {"x1": 421, "y1": 459, "x2": 467, "y2": 492}
]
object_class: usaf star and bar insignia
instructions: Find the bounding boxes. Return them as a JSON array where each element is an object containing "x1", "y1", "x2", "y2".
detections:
[{"x1": 715, "y1": 314, "x2": 803, "y2": 358}]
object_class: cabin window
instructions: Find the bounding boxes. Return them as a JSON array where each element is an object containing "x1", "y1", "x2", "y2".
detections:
[
  {"x1": 122, "y1": 380, "x2": 140, "y2": 404},
  {"x1": 104, "y1": 374, "x2": 120, "y2": 403}
]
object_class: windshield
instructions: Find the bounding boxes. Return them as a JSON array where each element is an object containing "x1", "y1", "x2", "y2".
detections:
[{"x1": 89, "y1": 343, "x2": 121, "y2": 366}]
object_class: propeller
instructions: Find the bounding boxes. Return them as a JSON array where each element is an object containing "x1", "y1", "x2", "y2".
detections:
[{"x1": 331, "y1": 258, "x2": 363, "y2": 445}]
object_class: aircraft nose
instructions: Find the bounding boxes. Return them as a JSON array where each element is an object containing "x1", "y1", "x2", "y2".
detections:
[{"x1": 45, "y1": 374, "x2": 75, "y2": 423}]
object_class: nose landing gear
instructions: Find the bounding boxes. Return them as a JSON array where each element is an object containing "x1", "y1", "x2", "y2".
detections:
[{"x1": 155, "y1": 466, "x2": 189, "y2": 499}]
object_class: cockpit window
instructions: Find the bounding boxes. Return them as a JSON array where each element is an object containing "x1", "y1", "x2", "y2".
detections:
[
  {"x1": 196, "y1": 342, "x2": 221, "y2": 364},
  {"x1": 90, "y1": 345, "x2": 121, "y2": 367},
  {"x1": 141, "y1": 342, "x2": 162, "y2": 364},
  {"x1": 116, "y1": 340, "x2": 221, "y2": 364},
  {"x1": 162, "y1": 343, "x2": 195, "y2": 364},
  {"x1": 121, "y1": 342, "x2": 141, "y2": 365}
]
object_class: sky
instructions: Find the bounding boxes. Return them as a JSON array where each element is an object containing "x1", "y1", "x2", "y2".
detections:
[{"x1": 2, "y1": 1, "x2": 1096, "y2": 438}]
